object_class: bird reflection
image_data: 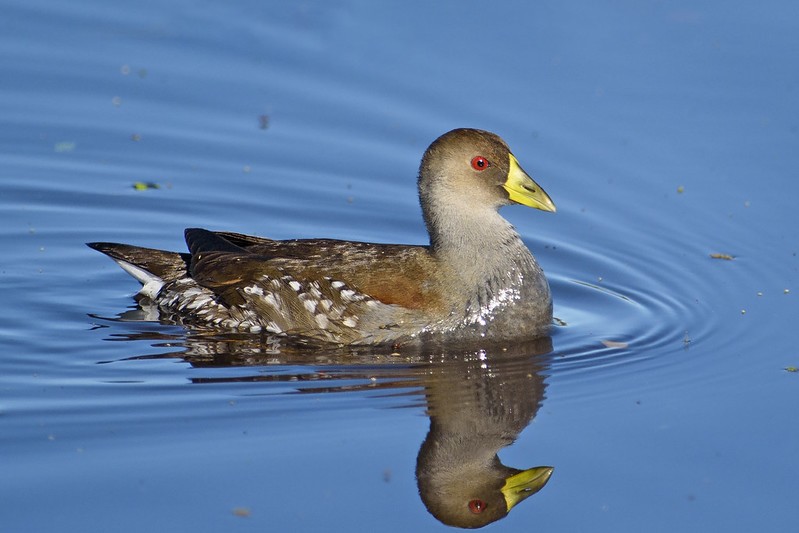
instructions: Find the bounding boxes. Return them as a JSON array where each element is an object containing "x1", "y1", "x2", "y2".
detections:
[
  {"x1": 95, "y1": 321, "x2": 554, "y2": 528},
  {"x1": 416, "y1": 339, "x2": 553, "y2": 528}
]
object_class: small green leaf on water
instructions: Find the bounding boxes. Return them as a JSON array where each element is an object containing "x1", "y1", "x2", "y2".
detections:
[
  {"x1": 677, "y1": 185, "x2": 685, "y2": 194},
  {"x1": 710, "y1": 253, "x2": 734, "y2": 260},
  {"x1": 785, "y1": 366, "x2": 798, "y2": 373},
  {"x1": 54, "y1": 141, "x2": 77, "y2": 153},
  {"x1": 132, "y1": 181, "x2": 160, "y2": 190}
]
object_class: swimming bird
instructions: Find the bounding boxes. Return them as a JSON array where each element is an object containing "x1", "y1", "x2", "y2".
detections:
[{"x1": 88, "y1": 128, "x2": 556, "y2": 346}]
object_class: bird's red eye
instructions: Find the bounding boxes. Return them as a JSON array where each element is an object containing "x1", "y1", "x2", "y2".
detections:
[
  {"x1": 471, "y1": 156, "x2": 489, "y2": 171},
  {"x1": 468, "y1": 499, "x2": 486, "y2": 514}
]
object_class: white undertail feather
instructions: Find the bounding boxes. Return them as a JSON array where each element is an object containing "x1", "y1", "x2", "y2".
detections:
[{"x1": 114, "y1": 259, "x2": 165, "y2": 300}]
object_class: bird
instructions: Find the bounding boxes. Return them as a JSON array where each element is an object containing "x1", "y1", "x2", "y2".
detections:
[{"x1": 88, "y1": 128, "x2": 556, "y2": 346}]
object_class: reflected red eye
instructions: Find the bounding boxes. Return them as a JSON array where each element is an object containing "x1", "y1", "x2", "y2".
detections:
[
  {"x1": 471, "y1": 156, "x2": 489, "y2": 171},
  {"x1": 468, "y1": 499, "x2": 486, "y2": 514}
]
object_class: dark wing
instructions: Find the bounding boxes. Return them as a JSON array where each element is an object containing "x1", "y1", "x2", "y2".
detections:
[
  {"x1": 184, "y1": 228, "x2": 270, "y2": 307},
  {"x1": 183, "y1": 228, "x2": 399, "y2": 341},
  {"x1": 198, "y1": 229, "x2": 444, "y2": 311}
]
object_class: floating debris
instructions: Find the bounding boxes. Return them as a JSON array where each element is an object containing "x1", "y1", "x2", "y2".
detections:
[
  {"x1": 709, "y1": 253, "x2": 734, "y2": 260},
  {"x1": 132, "y1": 181, "x2": 160, "y2": 191},
  {"x1": 785, "y1": 366, "x2": 798, "y2": 373},
  {"x1": 232, "y1": 507, "x2": 251, "y2": 518},
  {"x1": 120, "y1": 65, "x2": 147, "y2": 78},
  {"x1": 601, "y1": 340, "x2": 629, "y2": 349},
  {"x1": 54, "y1": 141, "x2": 76, "y2": 153},
  {"x1": 258, "y1": 114, "x2": 270, "y2": 130},
  {"x1": 677, "y1": 185, "x2": 685, "y2": 194}
]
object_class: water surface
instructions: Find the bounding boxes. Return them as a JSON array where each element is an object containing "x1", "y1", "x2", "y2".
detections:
[{"x1": 2, "y1": 1, "x2": 798, "y2": 532}]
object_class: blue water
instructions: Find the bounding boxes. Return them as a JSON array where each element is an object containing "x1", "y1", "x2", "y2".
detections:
[{"x1": 2, "y1": 1, "x2": 798, "y2": 531}]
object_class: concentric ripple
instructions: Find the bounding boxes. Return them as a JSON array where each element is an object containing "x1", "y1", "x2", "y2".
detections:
[{"x1": 540, "y1": 237, "x2": 716, "y2": 376}]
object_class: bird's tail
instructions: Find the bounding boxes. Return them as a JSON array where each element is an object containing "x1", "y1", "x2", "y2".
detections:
[{"x1": 87, "y1": 242, "x2": 190, "y2": 299}]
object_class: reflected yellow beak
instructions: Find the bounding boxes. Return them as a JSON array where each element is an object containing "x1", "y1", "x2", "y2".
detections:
[
  {"x1": 503, "y1": 154, "x2": 556, "y2": 212},
  {"x1": 501, "y1": 466, "x2": 554, "y2": 511}
]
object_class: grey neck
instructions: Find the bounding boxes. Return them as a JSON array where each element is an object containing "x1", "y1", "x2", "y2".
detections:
[{"x1": 424, "y1": 198, "x2": 534, "y2": 287}]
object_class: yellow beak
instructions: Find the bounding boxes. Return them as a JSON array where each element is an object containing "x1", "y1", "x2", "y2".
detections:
[
  {"x1": 501, "y1": 466, "x2": 554, "y2": 511},
  {"x1": 503, "y1": 154, "x2": 557, "y2": 212}
]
